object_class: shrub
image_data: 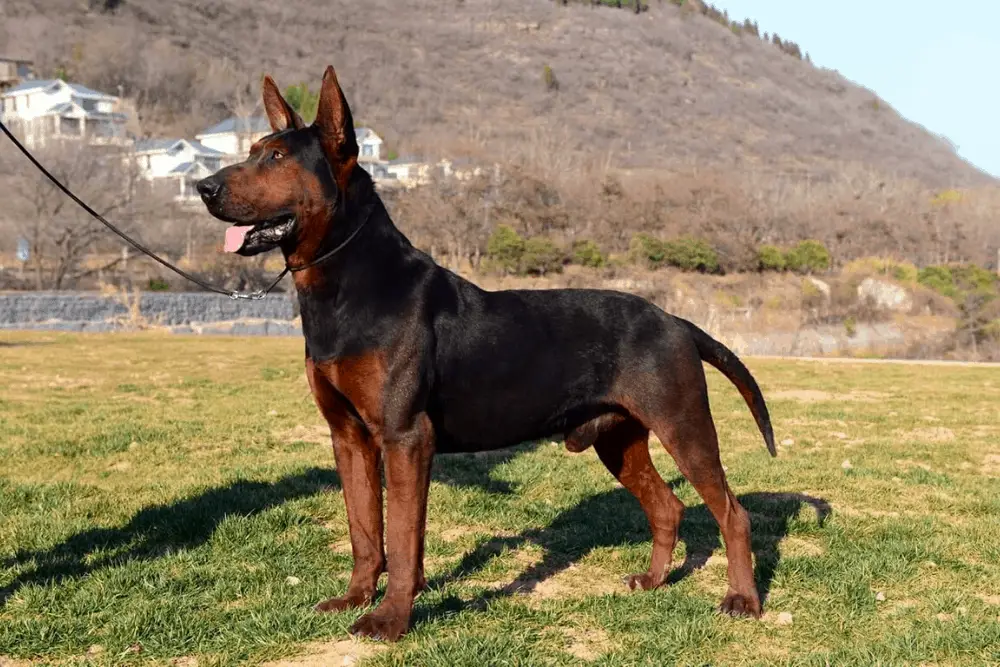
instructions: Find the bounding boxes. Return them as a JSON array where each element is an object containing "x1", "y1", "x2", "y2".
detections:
[
  {"x1": 486, "y1": 225, "x2": 526, "y2": 274},
  {"x1": 147, "y1": 278, "x2": 170, "y2": 292},
  {"x1": 917, "y1": 265, "x2": 957, "y2": 299},
  {"x1": 629, "y1": 234, "x2": 666, "y2": 268},
  {"x1": 542, "y1": 65, "x2": 559, "y2": 92},
  {"x1": 757, "y1": 245, "x2": 786, "y2": 272},
  {"x1": 571, "y1": 239, "x2": 605, "y2": 268},
  {"x1": 918, "y1": 263, "x2": 997, "y2": 303},
  {"x1": 662, "y1": 237, "x2": 720, "y2": 273},
  {"x1": 844, "y1": 257, "x2": 918, "y2": 283},
  {"x1": 629, "y1": 235, "x2": 719, "y2": 273},
  {"x1": 950, "y1": 263, "x2": 998, "y2": 296},
  {"x1": 520, "y1": 237, "x2": 565, "y2": 276},
  {"x1": 785, "y1": 240, "x2": 831, "y2": 274}
]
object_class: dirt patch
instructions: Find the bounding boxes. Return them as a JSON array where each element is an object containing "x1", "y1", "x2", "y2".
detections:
[
  {"x1": 905, "y1": 427, "x2": 956, "y2": 442},
  {"x1": 262, "y1": 640, "x2": 383, "y2": 667},
  {"x1": 279, "y1": 424, "x2": 330, "y2": 445},
  {"x1": 982, "y1": 454, "x2": 1000, "y2": 477},
  {"x1": 771, "y1": 390, "x2": 889, "y2": 403},
  {"x1": 979, "y1": 595, "x2": 1000, "y2": 606},
  {"x1": 561, "y1": 624, "x2": 614, "y2": 662},
  {"x1": 0, "y1": 657, "x2": 34, "y2": 667},
  {"x1": 771, "y1": 390, "x2": 832, "y2": 402},
  {"x1": 440, "y1": 526, "x2": 479, "y2": 542},
  {"x1": 329, "y1": 538, "x2": 352, "y2": 554},
  {"x1": 780, "y1": 537, "x2": 825, "y2": 557},
  {"x1": 500, "y1": 563, "x2": 622, "y2": 601},
  {"x1": 894, "y1": 459, "x2": 935, "y2": 472},
  {"x1": 169, "y1": 659, "x2": 200, "y2": 667}
]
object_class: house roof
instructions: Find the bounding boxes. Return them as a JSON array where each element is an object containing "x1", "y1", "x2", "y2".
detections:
[
  {"x1": 197, "y1": 116, "x2": 272, "y2": 137},
  {"x1": 355, "y1": 127, "x2": 381, "y2": 144},
  {"x1": 40, "y1": 101, "x2": 126, "y2": 121},
  {"x1": 1, "y1": 79, "x2": 117, "y2": 100},
  {"x1": 135, "y1": 138, "x2": 178, "y2": 153},
  {"x1": 135, "y1": 138, "x2": 225, "y2": 156}
]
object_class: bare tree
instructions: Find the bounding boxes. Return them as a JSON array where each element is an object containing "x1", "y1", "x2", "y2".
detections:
[{"x1": 0, "y1": 140, "x2": 165, "y2": 289}]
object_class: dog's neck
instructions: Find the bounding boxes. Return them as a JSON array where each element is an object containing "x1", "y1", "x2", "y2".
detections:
[{"x1": 285, "y1": 189, "x2": 415, "y2": 299}]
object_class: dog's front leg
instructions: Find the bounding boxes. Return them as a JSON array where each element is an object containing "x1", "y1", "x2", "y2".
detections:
[
  {"x1": 315, "y1": 419, "x2": 385, "y2": 612},
  {"x1": 349, "y1": 413, "x2": 433, "y2": 642},
  {"x1": 307, "y1": 359, "x2": 385, "y2": 613}
]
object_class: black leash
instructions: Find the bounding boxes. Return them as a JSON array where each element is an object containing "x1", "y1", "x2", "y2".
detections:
[{"x1": 0, "y1": 119, "x2": 370, "y2": 300}]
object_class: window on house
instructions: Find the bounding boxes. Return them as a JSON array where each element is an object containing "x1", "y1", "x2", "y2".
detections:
[{"x1": 362, "y1": 144, "x2": 374, "y2": 157}]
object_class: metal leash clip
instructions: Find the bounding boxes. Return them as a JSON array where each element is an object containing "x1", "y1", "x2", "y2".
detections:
[{"x1": 229, "y1": 290, "x2": 267, "y2": 301}]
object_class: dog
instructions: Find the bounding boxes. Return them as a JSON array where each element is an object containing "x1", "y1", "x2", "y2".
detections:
[{"x1": 197, "y1": 66, "x2": 776, "y2": 642}]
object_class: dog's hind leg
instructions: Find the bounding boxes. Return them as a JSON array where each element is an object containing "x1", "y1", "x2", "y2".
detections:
[
  {"x1": 650, "y1": 385, "x2": 761, "y2": 617},
  {"x1": 592, "y1": 417, "x2": 685, "y2": 591}
]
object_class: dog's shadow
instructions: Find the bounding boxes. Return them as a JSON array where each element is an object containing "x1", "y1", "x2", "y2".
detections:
[
  {"x1": 2, "y1": 445, "x2": 829, "y2": 626},
  {"x1": 420, "y1": 481, "x2": 830, "y2": 622},
  {"x1": 0, "y1": 444, "x2": 538, "y2": 606},
  {"x1": 0, "y1": 468, "x2": 343, "y2": 605}
]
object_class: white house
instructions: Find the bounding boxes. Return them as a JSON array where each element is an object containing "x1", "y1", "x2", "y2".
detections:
[
  {"x1": 355, "y1": 127, "x2": 384, "y2": 163},
  {"x1": 195, "y1": 116, "x2": 272, "y2": 162},
  {"x1": 0, "y1": 79, "x2": 126, "y2": 148},
  {"x1": 385, "y1": 156, "x2": 486, "y2": 189},
  {"x1": 133, "y1": 138, "x2": 227, "y2": 202}
]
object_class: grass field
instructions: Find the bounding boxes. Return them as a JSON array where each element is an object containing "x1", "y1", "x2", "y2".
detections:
[{"x1": 1, "y1": 332, "x2": 999, "y2": 666}]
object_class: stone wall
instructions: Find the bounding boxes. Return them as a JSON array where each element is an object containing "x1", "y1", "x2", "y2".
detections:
[{"x1": 0, "y1": 291, "x2": 301, "y2": 336}]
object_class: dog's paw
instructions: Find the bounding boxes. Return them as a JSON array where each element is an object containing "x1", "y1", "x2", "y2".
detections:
[
  {"x1": 623, "y1": 572, "x2": 662, "y2": 591},
  {"x1": 719, "y1": 591, "x2": 762, "y2": 618},
  {"x1": 349, "y1": 608, "x2": 410, "y2": 642},
  {"x1": 314, "y1": 591, "x2": 373, "y2": 613}
]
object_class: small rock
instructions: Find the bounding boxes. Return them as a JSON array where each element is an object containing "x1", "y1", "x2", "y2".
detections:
[
  {"x1": 285, "y1": 576, "x2": 302, "y2": 586},
  {"x1": 87, "y1": 645, "x2": 105, "y2": 656},
  {"x1": 775, "y1": 611, "x2": 793, "y2": 626},
  {"x1": 857, "y1": 277, "x2": 912, "y2": 312},
  {"x1": 268, "y1": 410, "x2": 278, "y2": 416},
  {"x1": 936, "y1": 612, "x2": 953, "y2": 622},
  {"x1": 807, "y1": 277, "x2": 831, "y2": 300},
  {"x1": 841, "y1": 459, "x2": 853, "y2": 471},
  {"x1": 831, "y1": 432, "x2": 848, "y2": 440},
  {"x1": 923, "y1": 561, "x2": 938, "y2": 568},
  {"x1": 875, "y1": 592, "x2": 886, "y2": 602},
  {"x1": 781, "y1": 438, "x2": 794, "y2": 446}
]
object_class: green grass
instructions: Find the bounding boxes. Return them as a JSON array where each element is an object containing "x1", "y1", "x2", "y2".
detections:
[{"x1": 1, "y1": 333, "x2": 999, "y2": 666}]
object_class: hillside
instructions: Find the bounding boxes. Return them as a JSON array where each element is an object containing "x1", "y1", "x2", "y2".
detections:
[{"x1": 0, "y1": 0, "x2": 992, "y2": 187}]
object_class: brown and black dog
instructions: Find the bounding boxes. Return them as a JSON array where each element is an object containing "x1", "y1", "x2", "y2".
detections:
[{"x1": 197, "y1": 66, "x2": 776, "y2": 642}]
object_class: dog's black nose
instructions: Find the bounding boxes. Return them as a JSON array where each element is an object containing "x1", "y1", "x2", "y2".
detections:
[{"x1": 196, "y1": 177, "x2": 222, "y2": 201}]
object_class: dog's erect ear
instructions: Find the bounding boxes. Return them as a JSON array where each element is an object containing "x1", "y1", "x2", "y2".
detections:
[
  {"x1": 261, "y1": 75, "x2": 304, "y2": 133},
  {"x1": 313, "y1": 66, "x2": 358, "y2": 164}
]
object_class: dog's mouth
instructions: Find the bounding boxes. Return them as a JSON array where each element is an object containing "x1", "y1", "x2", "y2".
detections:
[{"x1": 223, "y1": 216, "x2": 297, "y2": 255}]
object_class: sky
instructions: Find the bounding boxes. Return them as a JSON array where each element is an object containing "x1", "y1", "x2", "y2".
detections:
[{"x1": 712, "y1": 0, "x2": 1000, "y2": 178}]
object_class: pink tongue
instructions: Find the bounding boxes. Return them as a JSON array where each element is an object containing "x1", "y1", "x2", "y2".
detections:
[{"x1": 224, "y1": 225, "x2": 253, "y2": 253}]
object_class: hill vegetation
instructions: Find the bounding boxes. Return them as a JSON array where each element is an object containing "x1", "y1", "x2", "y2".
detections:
[{"x1": 0, "y1": 0, "x2": 997, "y2": 297}]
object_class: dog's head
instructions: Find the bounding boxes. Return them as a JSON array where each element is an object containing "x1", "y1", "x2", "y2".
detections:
[{"x1": 196, "y1": 66, "x2": 359, "y2": 257}]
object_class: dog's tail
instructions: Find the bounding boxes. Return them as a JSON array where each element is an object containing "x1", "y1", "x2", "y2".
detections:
[{"x1": 680, "y1": 318, "x2": 776, "y2": 457}]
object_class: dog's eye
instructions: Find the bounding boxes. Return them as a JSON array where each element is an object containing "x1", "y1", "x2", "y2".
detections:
[{"x1": 271, "y1": 150, "x2": 284, "y2": 161}]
